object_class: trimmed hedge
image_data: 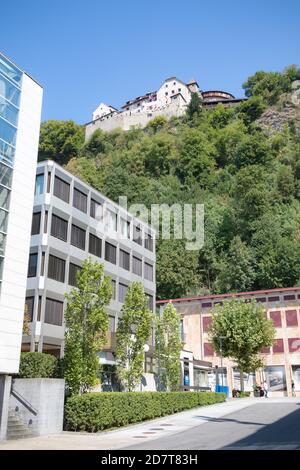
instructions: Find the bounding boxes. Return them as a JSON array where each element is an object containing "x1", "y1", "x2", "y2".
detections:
[
  {"x1": 64, "y1": 391, "x2": 226, "y2": 432},
  {"x1": 239, "y1": 391, "x2": 251, "y2": 397},
  {"x1": 18, "y1": 352, "x2": 57, "y2": 378}
]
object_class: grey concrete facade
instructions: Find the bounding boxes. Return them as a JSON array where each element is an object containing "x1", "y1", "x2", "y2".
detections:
[
  {"x1": 23, "y1": 160, "x2": 156, "y2": 361},
  {"x1": 10, "y1": 378, "x2": 65, "y2": 436}
]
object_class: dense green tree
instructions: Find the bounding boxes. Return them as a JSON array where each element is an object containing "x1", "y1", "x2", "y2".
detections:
[
  {"x1": 115, "y1": 282, "x2": 153, "y2": 391},
  {"x1": 186, "y1": 92, "x2": 202, "y2": 117},
  {"x1": 214, "y1": 236, "x2": 255, "y2": 293},
  {"x1": 209, "y1": 299, "x2": 275, "y2": 390},
  {"x1": 64, "y1": 260, "x2": 112, "y2": 395},
  {"x1": 156, "y1": 239, "x2": 201, "y2": 300},
  {"x1": 38, "y1": 120, "x2": 84, "y2": 164}
]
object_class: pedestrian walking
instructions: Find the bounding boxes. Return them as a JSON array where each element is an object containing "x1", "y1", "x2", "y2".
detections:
[
  {"x1": 291, "y1": 381, "x2": 296, "y2": 397},
  {"x1": 263, "y1": 380, "x2": 269, "y2": 398}
]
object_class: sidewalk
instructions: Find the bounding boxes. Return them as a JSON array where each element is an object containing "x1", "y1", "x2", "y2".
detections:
[{"x1": 0, "y1": 397, "x2": 296, "y2": 450}]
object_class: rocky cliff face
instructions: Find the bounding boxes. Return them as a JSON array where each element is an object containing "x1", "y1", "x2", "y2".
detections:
[{"x1": 256, "y1": 87, "x2": 300, "y2": 135}]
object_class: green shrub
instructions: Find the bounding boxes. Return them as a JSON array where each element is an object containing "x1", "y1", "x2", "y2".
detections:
[
  {"x1": 239, "y1": 391, "x2": 251, "y2": 397},
  {"x1": 18, "y1": 352, "x2": 58, "y2": 378},
  {"x1": 64, "y1": 391, "x2": 226, "y2": 432}
]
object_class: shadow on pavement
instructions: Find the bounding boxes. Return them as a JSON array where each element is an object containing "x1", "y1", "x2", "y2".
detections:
[
  {"x1": 194, "y1": 415, "x2": 267, "y2": 426},
  {"x1": 222, "y1": 406, "x2": 300, "y2": 450}
]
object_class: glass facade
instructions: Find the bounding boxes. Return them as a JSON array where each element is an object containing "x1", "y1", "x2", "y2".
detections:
[{"x1": 0, "y1": 53, "x2": 22, "y2": 295}]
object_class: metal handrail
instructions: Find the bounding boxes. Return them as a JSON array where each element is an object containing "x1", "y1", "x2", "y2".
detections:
[{"x1": 11, "y1": 381, "x2": 38, "y2": 416}]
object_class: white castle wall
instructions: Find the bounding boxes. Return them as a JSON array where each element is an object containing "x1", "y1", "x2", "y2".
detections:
[{"x1": 85, "y1": 95, "x2": 187, "y2": 139}]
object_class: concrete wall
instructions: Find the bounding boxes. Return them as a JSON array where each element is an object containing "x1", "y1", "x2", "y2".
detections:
[{"x1": 9, "y1": 378, "x2": 65, "y2": 436}]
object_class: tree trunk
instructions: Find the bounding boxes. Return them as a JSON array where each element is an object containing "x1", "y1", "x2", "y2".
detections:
[{"x1": 240, "y1": 370, "x2": 245, "y2": 392}]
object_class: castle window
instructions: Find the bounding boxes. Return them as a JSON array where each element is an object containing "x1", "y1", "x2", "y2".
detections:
[
  {"x1": 165, "y1": 92, "x2": 168, "y2": 96},
  {"x1": 178, "y1": 88, "x2": 181, "y2": 92}
]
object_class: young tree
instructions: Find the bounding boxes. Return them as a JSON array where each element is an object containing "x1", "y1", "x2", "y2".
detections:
[
  {"x1": 209, "y1": 299, "x2": 275, "y2": 390},
  {"x1": 156, "y1": 302, "x2": 182, "y2": 391},
  {"x1": 64, "y1": 259, "x2": 112, "y2": 395},
  {"x1": 115, "y1": 282, "x2": 153, "y2": 391}
]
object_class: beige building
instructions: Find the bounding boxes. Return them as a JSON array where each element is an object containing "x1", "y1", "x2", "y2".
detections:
[{"x1": 157, "y1": 287, "x2": 300, "y2": 397}]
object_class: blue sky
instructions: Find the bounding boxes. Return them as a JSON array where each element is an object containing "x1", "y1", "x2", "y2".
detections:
[{"x1": 1, "y1": 0, "x2": 299, "y2": 123}]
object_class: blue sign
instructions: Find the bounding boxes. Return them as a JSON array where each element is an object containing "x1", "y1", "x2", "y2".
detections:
[{"x1": 184, "y1": 374, "x2": 190, "y2": 386}]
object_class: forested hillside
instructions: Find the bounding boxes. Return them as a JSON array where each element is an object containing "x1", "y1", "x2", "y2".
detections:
[{"x1": 39, "y1": 66, "x2": 300, "y2": 300}]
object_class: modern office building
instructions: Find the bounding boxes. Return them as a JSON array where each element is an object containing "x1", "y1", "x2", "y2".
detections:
[
  {"x1": 157, "y1": 287, "x2": 300, "y2": 397},
  {"x1": 23, "y1": 160, "x2": 156, "y2": 363},
  {"x1": 0, "y1": 52, "x2": 42, "y2": 439}
]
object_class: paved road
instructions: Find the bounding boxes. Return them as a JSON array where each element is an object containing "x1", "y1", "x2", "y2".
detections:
[
  {"x1": 1, "y1": 398, "x2": 299, "y2": 450},
  {"x1": 125, "y1": 401, "x2": 300, "y2": 450}
]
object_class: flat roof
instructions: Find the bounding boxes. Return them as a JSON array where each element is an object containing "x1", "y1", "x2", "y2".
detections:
[
  {"x1": 156, "y1": 286, "x2": 300, "y2": 304},
  {"x1": 38, "y1": 159, "x2": 156, "y2": 235}
]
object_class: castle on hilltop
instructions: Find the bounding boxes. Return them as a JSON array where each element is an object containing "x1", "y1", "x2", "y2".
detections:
[{"x1": 85, "y1": 76, "x2": 245, "y2": 139}]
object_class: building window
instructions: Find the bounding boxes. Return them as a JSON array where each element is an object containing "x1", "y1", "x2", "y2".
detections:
[
  {"x1": 0, "y1": 185, "x2": 10, "y2": 210},
  {"x1": 144, "y1": 232, "x2": 153, "y2": 251},
  {"x1": 0, "y1": 233, "x2": 6, "y2": 257},
  {"x1": 107, "y1": 209, "x2": 117, "y2": 232},
  {"x1": 73, "y1": 188, "x2": 87, "y2": 213},
  {"x1": 144, "y1": 263, "x2": 153, "y2": 281},
  {"x1": 47, "y1": 172, "x2": 51, "y2": 193},
  {"x1": 68, "y1": 263, "x2": 81, "y2": 287},
  {"x1": 273, "y1": 339, "x2": 284, "y2": 353},
  {"x1": 40, "y1": 252, "x2": 45, "y2": 276},
  {"x1": 37, "y1": 296, "x2": 42, "y2": 321},
  {"x1": 25, "y1": 297, "x2": 34, "y2": 322},
  {"x1": 165, "y1": 92, "x2": 168, "y2": 96},
  {"x1": 105, "y1": 242, "x2": 116, "y2": 264},
  {"x1": 0, "y1": 209, "x2": 8, "y2": 233},
  {"x1": 27, "y1": 253, "x2": 38, "y2": 278},
  {"x1": 48, "y1": 254, "x2": 66, "y2": 283},
  {"x1": 133, "y1": 225, "x2": 142, "y2": 245},
  {"x1": 111, "y1": 279, "x2": 116, "y2": 300},
  {"x1": 31, "y1": 212, "x2": 41, "y2": 235},
  {"x1": 71, "y1": 224, "x2": 86, "y2": 250},
  {"x1": 146, "y1": 294, "x2": 153, "y2": 310},
  {"x1": 119, "y1": 283, "x2": 128, "y2": 303},
  {"x1": 202, "y1": 316, "x2": 212, "y2": 332},
  {"x1": 132, "y1": 256, "x2": 142, "y2": 276},
  {"x1": 178, "y1": 87, "x2": 181, "y2": 92},
  {"x1": 90, "y1": 198, "x2": 102, "y2": 221},
  {"x1": 120, "y1": 249, "x2": 130, "y2": 271},
  {"x1": 45, "y1": 298, "x2": 63, "y2": 326},
  {"x1": 51, "y1": 214, "x2": 68, "y2": 242},
  {"x1": 288, "y1": 338, "x2": 300, "y2": 353},
  {"x1": 35, "y1": 174, "x2": 44, "y2": 195},
  {"x1": 53, "y1": 176, "x2": 70, "y2": 203},
  {"x1": 204, "y1": 343, "x2": 214, "y2": 356},
  {"x1": 120, "y1": 218, "x2": 130, "y2": 239},
  {"x1": 0, "y1": 163, "x2": 13, "y2": 188},
  {"x1": 270, "y1": 311, "x2": 282, "y2": 328},
  {"x1": 285, "y1": 310, "x2": 298, "y2": 327},
  {"x1": 44, "y1": 211, "x2": 48, "y2": 233},
  {"x1": 89, "y1": 233, "x2": 102, "y2": 258}
]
